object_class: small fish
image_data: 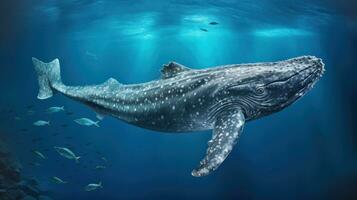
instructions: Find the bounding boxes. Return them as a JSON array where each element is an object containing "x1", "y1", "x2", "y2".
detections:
[
  {"x1": 33, "y1": 120, "x2": 50, "y2": 126},
  {"x1": 29, "y1": 162, "x2": 41, "y2": 167},
  {"x1": 33, "y1": 150, "x2": 46, "y2": 159},
  {"x1": 84, "y1": 182, "x2": 103, "y2": 192},
  {"x1": 32, "y1": 137, "x2": 43, "y2": 143},
  {"x1": 47, "y1": 106, "x2": 64, "y2": 113},
  {"x1": 54, "y1": 146, "x2": 80, "y2": 163},
  {"x1": 95, "y1": 165, "x2": 106, "y2": 170},
  {"x1": 61, "y1": 124, "x2": 69, "y2": 128},
  {"x1": 209, "y1": 21, "x2": 219, "y2": 25},
  {"x1": 85, "y1": 142, "x2": 92, "y2": 146},
  {"x1": 0, "y1": 188, "x2": 7, "y2": 193},
  {"x1": 27, "y1": 105, "x2": 35, "y2": 109},
  {"x1": 85, "y1": 51, "x2": 98, "y2": 60},
  {"x1": 74, "y1": 118, "x2": 100, "y2": 127},
  {"x1": 27, "y1": 109, "x2": 35, "y2": 115},
  {"x1": 101, "y1": 157, "x2": 107, "y2": 162},
  {"x1": 96, "y1": 113, "x2": 105, "y2": 120},
  {"x1": 20, "y1": 128, "x2": 29, "y2": 132},
  {"x1": 65, "y1": 111, "x2": 74, "y2": 115},
  {"x1": 200, "y1": 28, "x2": 208, "y2": 32},
  {"x1": 14, "y1": 116, "x2": 21, "y2": 121},
  {"x1": 52, "y1": 132, "x2": 60, "y2": 136},
  {"x1": 51, "y1": 176, "x2": 67, "y2": 184}
]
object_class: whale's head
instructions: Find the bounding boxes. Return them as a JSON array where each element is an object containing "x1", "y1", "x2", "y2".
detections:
[{"x1": 224, "y1": 56, "x2": 325, "y2": 120}]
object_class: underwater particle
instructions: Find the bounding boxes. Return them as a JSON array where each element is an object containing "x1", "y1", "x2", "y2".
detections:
[
  {"x1": 84, "y1": 182, "x2": 103, "y2": 192},
  {"x1": 54, "y1": 146, "x2": 80, "y2": 163},
  {"x1": 95, "y1": 165, "x2": 106, "y2": 170},
  {"x1": 200, "y1": 28, "x2": 208, "y2": 32},
  {"x1": 32, "y1": 150, "x2": 46, "y2": 159},
  {"x1": 74, "y1": 118, "x2": 100, "y2": 127},
  {"x1": 209, "y1": 21, "x2": 219, "y2": 25},
  {"x1": 33, "y1": 120, "x2": 50, "y2": 126},
  {"x1": 46, "y1": 106, "x2": 64, "y2": 113},
  {"x1": 50, "y1": 176, "x2": 67, "y2": 184}
]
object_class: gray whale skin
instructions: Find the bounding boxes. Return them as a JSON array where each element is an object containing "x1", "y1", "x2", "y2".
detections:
[{"x1": 32, "y1": 56, "x2": 324, "y2": 177}]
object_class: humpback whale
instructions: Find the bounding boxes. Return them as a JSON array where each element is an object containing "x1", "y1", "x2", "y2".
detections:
[{"x1": 32, "y1": 56, "x2": 324, "y2": 177}]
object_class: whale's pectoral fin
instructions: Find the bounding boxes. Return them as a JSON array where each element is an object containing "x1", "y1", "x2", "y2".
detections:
[
  {"x1": 192, "y1": 108, "x2": 245, "y2": 177},
  {"x1": 161, "y1": 62, "x2": 192, "y2": 79}
]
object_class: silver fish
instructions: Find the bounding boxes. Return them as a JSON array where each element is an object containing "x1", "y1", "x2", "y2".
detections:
[
  {"x1": 47, "y1": 106, "x2": 64, "y2": 113},
  {"x1": 74, "y1": 118, "x2": 99, "y2": 127},
  {"x1": 54, "y1": 146, "x2": 80, "y2": 163},
  {"x1": 33, "y1": 120, "x2": 50, "y2": 126},
  {"x1": 84, "y1": 182, "x2": 102, "y2": 191}
]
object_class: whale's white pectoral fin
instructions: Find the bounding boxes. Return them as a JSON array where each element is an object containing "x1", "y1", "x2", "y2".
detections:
[
  {"x1": 161, "y1": 62, "x2": 192, "y2": 79},
  {"x1": 192, "y1": 108, "x2": 245, "y2": 177}
]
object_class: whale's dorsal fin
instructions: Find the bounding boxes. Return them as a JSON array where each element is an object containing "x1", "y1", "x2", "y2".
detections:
[
  {"x1": 104, "y1": 78, "x2": 120, "y2": 85},
  {"x1": 101, "y1": 78, "x2": 123, "y2": 88},
  {"x1": 161, "y1": 62, "x2": 191, "y2": 79},
  {"x1": 192, "y1": 108, "x2": 245, "y2": 177}
]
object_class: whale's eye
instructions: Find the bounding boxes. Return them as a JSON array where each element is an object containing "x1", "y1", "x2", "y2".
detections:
[{"x1": 255, "y1": 86, "x2": 265, "y2": 95}]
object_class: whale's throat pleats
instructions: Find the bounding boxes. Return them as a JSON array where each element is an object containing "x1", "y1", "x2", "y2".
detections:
[{"x1": 192, "y1": 108, "x2": 245, "y2": 177}]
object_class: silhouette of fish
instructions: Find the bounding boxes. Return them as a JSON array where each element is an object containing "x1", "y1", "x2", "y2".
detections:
[
  {"x1": 27, "y1": 105, "x2": 35, "y2": 109},
  {"x1": 52, "y1": 132, "x2": 60, "y2": 136},
  {"x1": 65, "y1": 111, "x2": 74, "y2": 115}
]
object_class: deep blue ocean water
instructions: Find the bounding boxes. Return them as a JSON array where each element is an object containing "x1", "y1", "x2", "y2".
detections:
[{"x1": 0, "y1": 0, "x2": 356, "y2": 199}]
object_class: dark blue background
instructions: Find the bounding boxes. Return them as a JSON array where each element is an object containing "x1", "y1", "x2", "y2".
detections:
[{"x1": 0, "y1": 0, "x2": 356, "y2": 199}]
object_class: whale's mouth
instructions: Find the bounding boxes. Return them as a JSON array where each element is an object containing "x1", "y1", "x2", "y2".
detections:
[
  {"x1": 295, "y1": 57, "x2": 325, "y2": 95},
  {"x1": 280, "y1": 57, "x2": 325, "y2": 107},
  {"x1": 264, "y1": 56, "x2": 324, "y2": 87},
  {"x1": 261, "y1": 56, "x2": 324, "y2": 110}
]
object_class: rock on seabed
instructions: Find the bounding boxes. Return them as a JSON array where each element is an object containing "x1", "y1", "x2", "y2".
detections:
[{"x1": 0, "y1": 141, "x2": 53, "y2": 200}]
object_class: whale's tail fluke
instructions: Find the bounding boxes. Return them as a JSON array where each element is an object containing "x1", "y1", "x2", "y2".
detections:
[{"x1": 32, "y1": 57, "x2": 62, "y2": 100}]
